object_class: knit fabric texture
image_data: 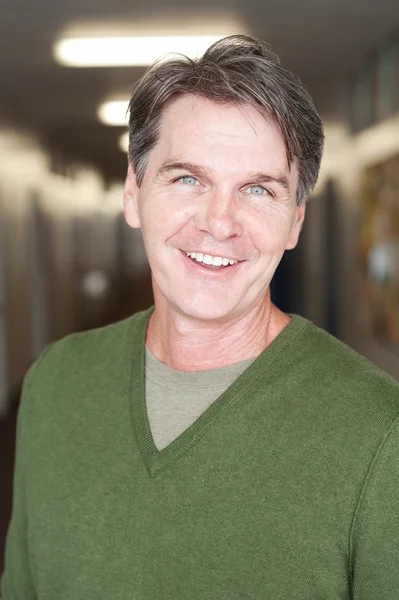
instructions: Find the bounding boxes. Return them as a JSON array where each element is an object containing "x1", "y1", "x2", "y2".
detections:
[{"x1": 2, "y1": 307, "x2": 399, "y2": 599}]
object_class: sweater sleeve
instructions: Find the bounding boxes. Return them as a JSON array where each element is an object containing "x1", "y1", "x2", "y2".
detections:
[
  {"x1": 350, "y1": 413, "x2": 399, "y2": 600},
  {"x1": 1, "y1": 347, "x2": 53, "y2": 600}
]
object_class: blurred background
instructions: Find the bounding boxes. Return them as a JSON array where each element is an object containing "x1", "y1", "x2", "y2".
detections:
[{"x1": 1, "y1": 0, "x2": 399, "y2": 572}]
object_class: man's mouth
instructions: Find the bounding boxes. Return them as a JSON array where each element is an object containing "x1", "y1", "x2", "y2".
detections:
[{"x1": 184, "y1": 251, "x2": 238, "y2": 268}]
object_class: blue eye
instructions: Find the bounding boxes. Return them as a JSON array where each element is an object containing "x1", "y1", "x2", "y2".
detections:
[
  {"x1": 180, "y1": 176, "x2": 199, "y2": 185},
  {"x1": 247, "y1": 185, "x2": 267, "y2": 195}
]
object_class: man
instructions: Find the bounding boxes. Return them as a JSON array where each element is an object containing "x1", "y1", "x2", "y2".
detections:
[{"x1": 2, "y1": 35, "x2": 399, "y2": 600}]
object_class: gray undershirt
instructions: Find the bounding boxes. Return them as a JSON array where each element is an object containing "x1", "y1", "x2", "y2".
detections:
[{"x1": 145, "y1": 346, "x2": 255, "y2": 450}]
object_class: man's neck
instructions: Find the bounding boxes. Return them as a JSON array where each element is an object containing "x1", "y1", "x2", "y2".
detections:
[{"x1": 145, "y1": 295, "x2": 290, "y2": 372}]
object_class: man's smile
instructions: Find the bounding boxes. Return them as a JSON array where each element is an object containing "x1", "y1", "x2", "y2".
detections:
[
  {"x1": 180, "y1": 249, "x2": 243, "y2": 274},
  {"x1": 183, "y1": 251, "x2": 238, "y2": 267}
]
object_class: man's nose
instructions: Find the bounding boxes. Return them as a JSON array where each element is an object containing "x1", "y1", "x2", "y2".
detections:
[{"x1": 195, "y1": 189, "x2": 243, "y2": 241}]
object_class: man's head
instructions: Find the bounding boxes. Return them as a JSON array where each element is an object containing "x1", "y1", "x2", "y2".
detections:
[
  {"x1": 127, "y1": 34, "x2": 324, "y2": 206},
  {"x1": 124, "y1": 35, "x2": 324, "y2": 324}
]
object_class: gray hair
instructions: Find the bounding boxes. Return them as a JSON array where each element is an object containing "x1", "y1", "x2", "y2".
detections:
[{"x1": 128, "y1": 34, "x2": 324, "y2": 205}]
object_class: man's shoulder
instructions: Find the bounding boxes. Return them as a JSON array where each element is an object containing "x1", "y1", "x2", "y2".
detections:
[
  {"x1": 25, "y1": 308, "x2": 151, "y2": 397},
  {"x1": 296, "y1": 317, "x2": 399, "y2": 413},
  {"x1": 302, "y1": 319, "x2": 398, "y2": 379},
  {"x1": 43, "y1": 312, "x2": 135, "y2": 365}
]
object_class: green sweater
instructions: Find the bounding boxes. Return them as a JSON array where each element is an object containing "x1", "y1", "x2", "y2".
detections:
[{"x1": 2, "y1": 308, "x2": 399, "y2": 599}]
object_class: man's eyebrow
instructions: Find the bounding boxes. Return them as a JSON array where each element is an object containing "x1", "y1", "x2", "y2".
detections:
[
  {"x1": 157, "y1": 161, "x2": 209, "y2": 179},
  {"x1": 249, "y1": 172, "x2": 290, "y2": 192},
  {"x1": 157, "y1": 161, "x2": 290, "y2": 192}
]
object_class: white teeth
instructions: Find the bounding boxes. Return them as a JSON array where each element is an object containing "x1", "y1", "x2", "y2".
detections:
[{"x1": 184, "y1": 251, "x2": 237, "y2": 266}]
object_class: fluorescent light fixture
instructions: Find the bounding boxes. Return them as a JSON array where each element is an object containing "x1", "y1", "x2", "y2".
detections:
[
  {"x1": 54, "y1": 35, "x2": 227, "y2": 67},
  {"x1": 98, "y1": 100, "x2": 129, "y2": 126},
  {"x1": 119, "y1": 132, "x2": 129, "y2": 153}
]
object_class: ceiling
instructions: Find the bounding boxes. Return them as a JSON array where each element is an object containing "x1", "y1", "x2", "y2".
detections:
[{"x1": 1, "y1": 0, "x2": 398, "y2": 182}]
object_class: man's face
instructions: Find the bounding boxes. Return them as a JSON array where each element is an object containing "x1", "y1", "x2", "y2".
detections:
[{"x1": 124, "y1": 94, "x2": 305, "y2": 323}]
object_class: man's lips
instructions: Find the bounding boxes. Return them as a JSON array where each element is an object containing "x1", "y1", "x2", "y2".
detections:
[
  {"x1": 180, "y1": 249, "x2": 243, "y2": 272},
  {"x1": 180, "y1": 249, "x2": 241, "y2": 263}
]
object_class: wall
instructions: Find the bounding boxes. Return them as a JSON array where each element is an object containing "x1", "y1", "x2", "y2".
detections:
[
  {"x1": 0, "y1": 124, "x2": 149, "y2": 415},
  {"x1": 303, "y1": 115, "x2": 399, "y2": 380}
]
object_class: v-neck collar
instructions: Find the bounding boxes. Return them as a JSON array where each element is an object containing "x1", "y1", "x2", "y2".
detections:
[{"x1": 129, "y1": 307, "x2": 310, "y2": 478}]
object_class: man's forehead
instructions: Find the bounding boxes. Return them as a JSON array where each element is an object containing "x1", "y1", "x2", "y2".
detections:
[
  {"x1": 153, "y1": 95, "x2": 294, "y2": 178},
  {"x1": 161, "y1": 95, "x2": 279, "y2": 136}
]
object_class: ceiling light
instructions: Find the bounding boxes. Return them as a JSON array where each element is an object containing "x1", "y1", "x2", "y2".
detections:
[
  {"x1": 119, "y1": 132, "x2": 129, "y2": 153},
  {"x1": 98, "y1": 100, "x2": 129, "y2": 126},
  {"x1": 54, "y1": 35, "x2": 228, "y2": 67}
]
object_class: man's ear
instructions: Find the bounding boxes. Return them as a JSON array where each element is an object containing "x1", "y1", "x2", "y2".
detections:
[
  {"x1": 124, "y1": 163, "x2": 140, "y2": 229},
  {"x1": 285, "y1": 201, "x2": 306, "y2": 250}
]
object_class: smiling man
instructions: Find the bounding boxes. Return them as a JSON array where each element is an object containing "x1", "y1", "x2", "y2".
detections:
[
  {"x1": 124, "y1": 94, "x2": 305, "y2": 370},
  {"x1": 2, "y1": 35, "x2": 399, "y2": 600}
]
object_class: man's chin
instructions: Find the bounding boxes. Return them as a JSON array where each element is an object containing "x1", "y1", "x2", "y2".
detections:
[
  {"x1": 153, "y1": 282, "x2": 245, "y2": 323},
  {"x1": 170, "y1": 298, "x2": 241, "y2": 324}
]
